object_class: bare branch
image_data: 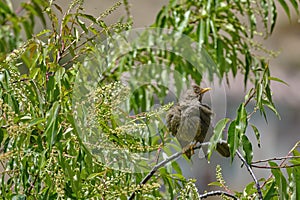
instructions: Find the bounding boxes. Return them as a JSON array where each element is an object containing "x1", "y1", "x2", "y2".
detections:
[
  {"x1": 199, "y1": 190, "x2": 238, "y2": 199},
  {"x1": 261, "y1": 141, "x2": 300, "y2": 188},
  {"x1": 128, "y1": 142, "x2": 210, "y2": 200},
  {"x1": 252, "y1": 155, "x2": 300, "y2": 164},
  {"x1": 251, "y1": 163, "x2": 300, "y2": 169},
  {"x1": 236, "y1": 150, "x2": 263, "y2": 200}
]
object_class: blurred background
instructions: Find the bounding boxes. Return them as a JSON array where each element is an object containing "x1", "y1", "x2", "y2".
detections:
[{"x1": 12, "y1": 0, "x2": 300, "y2": 195}]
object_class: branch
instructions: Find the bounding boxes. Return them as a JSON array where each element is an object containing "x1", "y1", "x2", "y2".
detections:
[
  {"x1": 250, "y1": 145, "x2": 300, "y2": 169},
  {"x1": 236, "y1": 150, "x2": 263, "y2": 200},
  {"x1": 251, "y1": 155, "x2": 300, "y2": 164},
  {"x1": 244, "y1": 89, "x2": 255, "y2": 107},
  {"x1": 128, "y1": 142, "x2": 209, "y2": 200},
  {"x1": 199, "y1": 190, "x2": 238, "y2": 199},
  {"x1": 27, "y1": 172, "x2": 39, "y2": 194},
  {"x1": 261, "y1": 141, "x2": 300, "y2": 188},
  {"x1": 251, "y1": 163, "x2": 300, "y2": 169}
]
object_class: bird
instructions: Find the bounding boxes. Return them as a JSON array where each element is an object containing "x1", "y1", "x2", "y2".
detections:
[{"x1": 166, "y1": 85, "x2": 230, "y2": 159}]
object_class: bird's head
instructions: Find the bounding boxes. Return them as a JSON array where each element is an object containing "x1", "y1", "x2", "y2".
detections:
[{"x1": 192, "y1": 85, "x2": 211, "y2": 102}]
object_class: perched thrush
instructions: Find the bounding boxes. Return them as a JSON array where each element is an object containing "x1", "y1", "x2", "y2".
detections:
[{"x1": 166, "y1": 85, "x2": 230, "y2": 159}]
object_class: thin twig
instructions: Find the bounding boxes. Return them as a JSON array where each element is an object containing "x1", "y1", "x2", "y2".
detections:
[
  {"x1": 236, "y1": 150, "x2": 263, "y2": 200},
  {"x1": 247, "y1": 106, "x2": 258, "y2": 119},
  {"x1": 251, "y1": 155, "x2": 300, "y2": 164},
  {"x1": 199, "y1": 190, "x2": 238, "y2": 199},
  {"x1": 261, "y1": 141, "x2": 300, "y2": 188},
  {"x1": 0, "y1": 169, "x2": 19, "y2": 175},
  {"x1": 60, "y1": 2, "x2": 123, "y2": 58},
  {"x1": 244, "y1": 89, "x2": 256, "y2": 107},
  {"x1": 128, "y1": 142, "x2": 209, "y2": 200},
  {"x1": 27, "y1": 172, "x2": 39, "y2": 194},
  {"x1": 251, "y1": 163, "x2": 300, "y2": 169}
]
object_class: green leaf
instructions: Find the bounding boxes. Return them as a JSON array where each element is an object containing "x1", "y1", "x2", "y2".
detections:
[
  {"x1": 0, "y1": 128, "x2": 3, "y2": 144},
  {"x1": 269, "y1": 161, "x2": 288, "y2": 200},
  {"x1": 36, "y1": 29, "x2": 51, "y2": 37},
  {"x1": 45, "y1": 102, "x2": 60, "y2": 149},
  {"x1": 170, "y1": 173, "x2": 186, "y2": 181},
  {"x1": 244, "y1": 51, "x2": 251, "y2": 87},
  {"x1": 278, "y1": 0, "x2": 291, "y2": 21},
  {"x1": 256, "y1": 83, "x2": 263, "y2": 108},
  {"x1": 262, "y1": 99, "x2": 281, "y2": 119},
  {"x1": 236, "y1": 103, "x2": 248, "y2": 132},
  {"x1": 292, "y1": 166, "x2": 300, "y2": 200},
  {"x1": 263, "y1": 181, "x2": 276, "y2": 200},
  {"x1": 228, "y1": 120, "x2": 237, "y2": 162},
  {"x1": 29, "y1": 80, "x2": 45, "y2": 115},
  {"x1": 177, "y1": 10, "x2": 190, "y2": 34},
  {"x1": 198, "y1": 19, "x2": 206, "y2": 48},
  {"x1": 242, "y1": 135, "x2": 253, "y2": 164},
  {"x1": 87, "y1": 172, "x2": 106, "y2": 180},
  {"x1": 76, "y1": 16, "x2": 88, "y2": 33},
  {"x1": 160, "y1": 168, "x2": 174, "y2": 199},
  {"x1": 208, "y1": 181, "x2": 223, "y2": 187},
  {"x1": 32, "y1": 0, "x2": 47, "y2": 27},
  {"x1": 289, "y1": 0, "x2": 299, "y2": 15},
  {"x1": 207, "y1": 118, "x2": 230, "y2": 160},
  {"x1": 53, "y1": 3, "x2": 63, "y2": 14},
  {"x1": 269, "y1": 76, "x2": 289, "y2": 86},
  {"x1": 217, "y1": 38, "x2": 225, "y2": 76},
  {"x1": 260, "y1": 0, "x2": 269, "y2": 34},
  {"x1": 78, "y1": 13, "x2": 98, "y2": 24},
  {"x1": 228, "y1": 103, "x2": 248, "y2": 162},
  {"x1": 171, "y1": 161, "x2": 182, "y2": 174},
  {"x1": 288, "y1": 149, "x2": 300, "y2": 200},
  {"x1": 265, "y1": 84, "x2": 273, "y2": 105},
  {"x1": 250, "y1": 124, "x2": 260, "y2": 147},
  {"x1": 246, "y1": 1, "x2": 256, "y2": 38},
  {"x1": 244, "y1": 88, "x2": 254, "y2": 103},
  {"x1": 28, "y1": 117, "x2": 46, "y2": 127},
  {"x1": 270, "y1": 0, "x2": 277, "y2": 34},
  {"x1": 243, "y1": 181, "x2": 256, "y2": 197}
]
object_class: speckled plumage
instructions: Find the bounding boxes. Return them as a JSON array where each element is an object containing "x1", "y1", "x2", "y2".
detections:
[{"x1": 166, "y1": 85, "x2": 213, "y2": 158}]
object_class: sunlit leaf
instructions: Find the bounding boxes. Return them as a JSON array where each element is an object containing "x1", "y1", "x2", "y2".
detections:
[
  {"x1": 250, "y1": 124, "x2": 260, "y2": 148},
  {"x1": 269, "y1": 161, "x2": 288, "y2": 200},
  {"x1": 242, "y1": 135, "x2": 253, "y2": 164},
  {"x1": 228, "y1": 120, "x2": 237, "y2": 162},
  {"x1": 269, "y1": 76, "x2": 289, "y2": 86},
  {"x1": 263, "y1": 181, "x2": 276, "y2": 200},
  {"x1": 45, "y1": 101, "x2": 60, "y2": 149},
  {"x1": 228, "y1": 103, "x2": 247, "y2": 162},
  {"x1": 207, "y1": 118, "x2": 230, "y2": 160}
]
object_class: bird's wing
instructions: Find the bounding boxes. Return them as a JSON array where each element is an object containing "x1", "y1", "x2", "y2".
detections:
[
  {"x1": 166, "y1": 104, "x2": 181, "y2": 137},
  {"x1": 176, "y1": 103, "x2": 201, "y2": 148},
  {"x1": 197, "y1": 104, "x2": 212, "y2": 142}
]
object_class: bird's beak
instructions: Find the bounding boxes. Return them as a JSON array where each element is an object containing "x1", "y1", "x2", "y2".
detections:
[{"x1": 200, "y1": 87, "x2": 211, "y2": 94}]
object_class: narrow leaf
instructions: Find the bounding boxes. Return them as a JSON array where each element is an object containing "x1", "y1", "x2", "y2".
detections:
[
  {"x1": 45, "y1": 102, "x2": 60, "y2": 149},
  {"x1": 269, "y1": 76, "x2": 289, "y2": 86},
  {"x1": 278, "y1": 0, "x2": 291, "y2": 21},
  {"x1": 263, "y1": 181, "x2": 276, "y2": 200},
  {"x1": 228, "y1": 120, "x2": 238, "y2": 162},
  {"x1": 28, "y1": 117, "x2": 46, "y2": 127},
  {"x1": 250, "y1": 124, "x2": 260, "y2": 147},
  {"x1": 207, "y1": 118, "x2": 230, "y2": 160},
  {"x1": 242, "y1": 135, "x2": 253, "y2": 164},
  {"x1": 269, "y1": 161, "x2": 288, "y2": 200},
  {"x1": 270, "y1": 1, "x2": 277, "y2": 34},
  {"x1": 289, "y1": 0, "x2": 299, "y2": 15}
]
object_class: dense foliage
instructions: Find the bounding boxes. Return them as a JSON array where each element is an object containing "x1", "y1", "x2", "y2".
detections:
[{"x1": 0, "y1": 0, "x2": 299, "y2": 199}]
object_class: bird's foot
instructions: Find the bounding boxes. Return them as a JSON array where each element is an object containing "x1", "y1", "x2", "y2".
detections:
[{"x1": 182, "y1": 142, "x2": 197, "y2": 159}]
